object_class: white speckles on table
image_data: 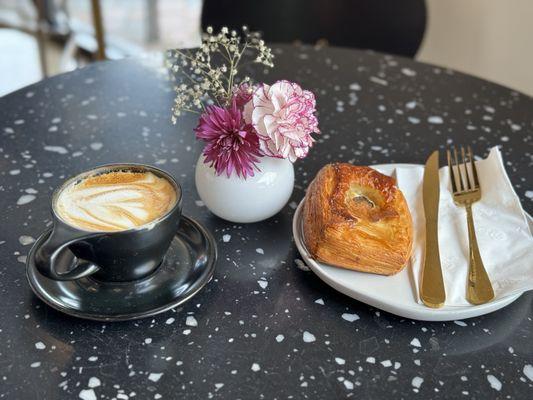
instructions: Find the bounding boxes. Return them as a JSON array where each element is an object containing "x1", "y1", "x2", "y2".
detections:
[
  {"x1": 343, "y1": 380, "x2": 354, "y2": 390},
  {"x1": 89, "y1": 142, "x2": 103, "y2": 151},
  {"x1": 294, "y1": 259, "x2": 310, "y2": 271},
  {"x1": 257, "y1": 280, "x2": 268, "y2": 289},
  {"x1": 16, "y1": 194, "x2": 36, "y2": 205},
  {"x1": 411, "y1": 376, "x2": 424, "y2": 390},
  {"x1": 341, "y1": 313, "x2": 360, "y2": 322},
  {"x1": 19, "y1": 235, "x2": 35, "y2": 245},
  {"x1": 427, "y1": 116, "x2": 444, "y2": 124},
  {"x1": 401, "y1": 68, "x2": 416, "y2": 77},
  {"x1": 87, "y1": 377, "x2": 101, "y2": 388},
  {"x1": 34, "y1": 341, "x2": 46, "y2": 350},
  {"x1": 487, "y1": 374, "x2": 502, "y2": 391},
  {"x1": 523, "y1": 365, "x2": 533, "y2": 382},
  {"x1": 148, "y1": 372, "x2": 163, "y2": 382},
  {"x1": 406, "y1": 101, "x2": 417, "y2": 109},
  {"x1": 302, "y1": 331, "x2": 316, "y2": 343},
  {"x1": 79, "y1": 389, "x2": 97, "y2": 400},
  {"x1": 44, "y1": 145, "x2": 68, "y2": 154},
  {"x1": 369, "y1": 76, "x2": 388, "y2": 86}
]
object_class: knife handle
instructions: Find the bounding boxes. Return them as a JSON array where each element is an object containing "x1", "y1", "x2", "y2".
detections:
[{"x1": 420, "y1": 220, "x2": 446, "y2": 308}]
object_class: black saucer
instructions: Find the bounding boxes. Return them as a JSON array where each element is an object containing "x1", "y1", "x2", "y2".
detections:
[{"x1": 26, "y1": 215, "x2": 217, "y2": 321}]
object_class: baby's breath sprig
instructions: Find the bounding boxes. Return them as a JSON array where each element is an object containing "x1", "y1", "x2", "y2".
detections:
[{"x1": 168, "y1": 26, "x2": 274, "y2": 123}]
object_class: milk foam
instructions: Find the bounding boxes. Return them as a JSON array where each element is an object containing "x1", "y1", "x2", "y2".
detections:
[{"x1": 55, "y1": 171, "x2": 177, "y2": 232}]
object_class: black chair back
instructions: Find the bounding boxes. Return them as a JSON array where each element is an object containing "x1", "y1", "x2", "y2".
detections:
[{"x1": 201, "y1": 0, "x2": 427, "y2": 57}]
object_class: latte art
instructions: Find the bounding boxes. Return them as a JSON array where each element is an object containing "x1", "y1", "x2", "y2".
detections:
[{"x1": 56, "y1": 171, "x2": 177, "y2": 232}]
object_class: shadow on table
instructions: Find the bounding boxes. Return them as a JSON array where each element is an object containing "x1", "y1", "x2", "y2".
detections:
[{"x1": 291, "y1": 265, "x2": 532, "y2": 356}]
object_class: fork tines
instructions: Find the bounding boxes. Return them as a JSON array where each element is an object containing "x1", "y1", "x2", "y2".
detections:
[{"x1": 447, "y1": 146, "x2": 479, "y2": 194}]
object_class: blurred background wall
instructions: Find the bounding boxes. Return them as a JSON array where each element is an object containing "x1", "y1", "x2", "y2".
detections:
[
  {"x1": 1, "y1": 0, "x2": 533, "y2": 97},
  {"x1": 418, "y1": 0, "x2": 533, "y2": 96}
]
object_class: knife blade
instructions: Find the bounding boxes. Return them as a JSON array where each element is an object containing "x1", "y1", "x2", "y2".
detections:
[{"x1": 420, "y1": 150, "x2": 446, "y2": 308}]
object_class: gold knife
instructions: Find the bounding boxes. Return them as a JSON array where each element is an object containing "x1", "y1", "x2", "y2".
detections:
[{"x1": 420, "y1": 151, "x2": 446, "y2": 308}]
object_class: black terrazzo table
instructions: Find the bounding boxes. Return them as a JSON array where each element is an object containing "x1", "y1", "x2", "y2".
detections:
[{"x1": 1, "y1": 45, "x2": 532, "y2": 400}]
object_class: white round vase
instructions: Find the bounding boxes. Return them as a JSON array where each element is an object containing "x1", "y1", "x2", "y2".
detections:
[{"x1": 195, "y1": 156, "x2": 294, "y2": 223}]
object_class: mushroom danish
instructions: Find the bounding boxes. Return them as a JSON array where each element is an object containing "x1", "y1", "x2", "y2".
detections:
[{"x1": 303, "y1": 163, "x2": 413, "y2": 275}]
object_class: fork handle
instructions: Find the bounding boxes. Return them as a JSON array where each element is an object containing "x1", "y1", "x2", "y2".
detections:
[{"x1": 465, "y1": 204, "x2": 495, "y2": 305}]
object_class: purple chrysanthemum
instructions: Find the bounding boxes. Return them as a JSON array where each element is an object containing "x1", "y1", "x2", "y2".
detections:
[{"x1": 194, "y1": 100, "x2": 263, "y2": 178}]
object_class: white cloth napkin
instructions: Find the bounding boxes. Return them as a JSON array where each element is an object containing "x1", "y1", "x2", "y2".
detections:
[{"x1": 395, "y1": 147, "x2": 533, "y2": 307}]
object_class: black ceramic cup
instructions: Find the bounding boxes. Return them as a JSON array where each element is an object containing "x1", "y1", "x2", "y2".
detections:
[{"x1": 34, "y1": 164, "x2": 182, "y2": 282}]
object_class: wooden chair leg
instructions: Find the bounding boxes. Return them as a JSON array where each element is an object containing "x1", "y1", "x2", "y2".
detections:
[
  {"x1": 146, "y1": 0, "x2": 160, "y2": 43},
  {"x1": 91, "y1": 0, "x2": 106, "y2": 60},
  {"x1": 35, "y1": 0, "x2": 49, "y2": 77}
]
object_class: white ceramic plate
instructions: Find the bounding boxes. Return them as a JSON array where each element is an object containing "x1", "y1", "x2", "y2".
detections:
[{"x1": 293, "y1": 163, "x2": 531, "y2": 321}]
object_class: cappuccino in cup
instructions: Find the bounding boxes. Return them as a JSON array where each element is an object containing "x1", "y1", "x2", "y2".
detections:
[
  {"x1": 55, "y1": 170, "x2": 177, "y2": 232},
  {"x1": 35, "y1": 164, "x2": 182, "y2": 282}
]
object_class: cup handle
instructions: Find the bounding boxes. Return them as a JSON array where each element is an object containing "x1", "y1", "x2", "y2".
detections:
[{"x1": 35, "y1": 225, "x2": 102, "y2": 281}]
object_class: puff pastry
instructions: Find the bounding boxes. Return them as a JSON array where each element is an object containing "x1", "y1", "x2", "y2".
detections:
[{"x1": 302, "y1": 163, "x2": 413, "y2": 275}]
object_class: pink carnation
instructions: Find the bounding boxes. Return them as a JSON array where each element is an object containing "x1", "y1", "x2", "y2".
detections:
[{"x1": 244, "y1": 80, "x2": 319, "y2": 162}]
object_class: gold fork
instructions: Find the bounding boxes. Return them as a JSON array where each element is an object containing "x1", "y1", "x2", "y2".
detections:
[{"x1": 447, "y1": 146, "x2": 495, "y2": 305}]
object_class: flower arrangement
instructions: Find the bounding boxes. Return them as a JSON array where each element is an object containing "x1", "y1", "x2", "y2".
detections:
[{"x1": 168, "y1": 26, "x2": 320, "y2": 178}]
